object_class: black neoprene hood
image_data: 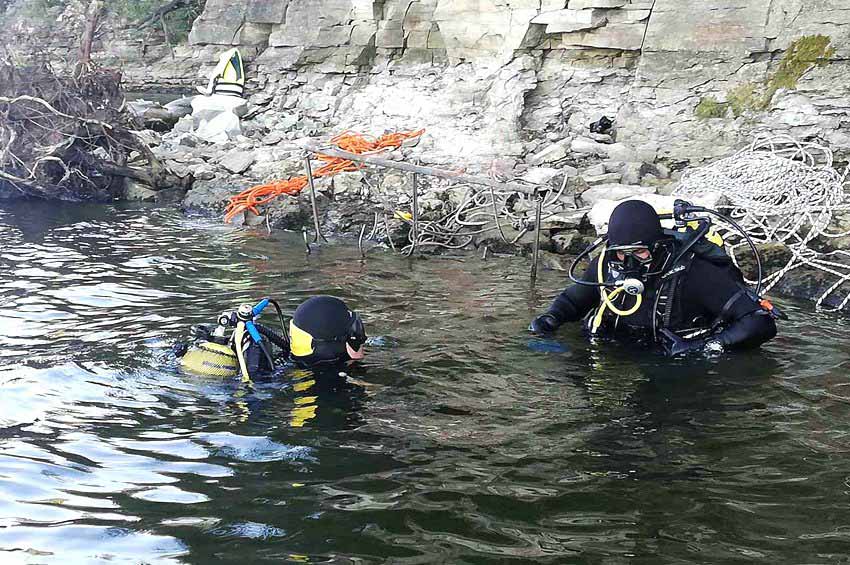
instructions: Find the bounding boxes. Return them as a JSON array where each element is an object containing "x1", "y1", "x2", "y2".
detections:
[
  {"x1": 607, "y1": 200, "x2": 664, "y2": 247},
  {"x1": 293, "y1": 296, "x2": 352, "y2": 341}
]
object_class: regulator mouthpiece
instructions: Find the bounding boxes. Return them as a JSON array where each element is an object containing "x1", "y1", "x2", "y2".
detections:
[{"x1": 618, "y1": 278, "x2": 645, "y2": 296}]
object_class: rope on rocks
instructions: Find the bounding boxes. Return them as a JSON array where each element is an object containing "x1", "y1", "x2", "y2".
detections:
[
  {"x1": 673, "y1": 134, "x2": 850, "y2": 310},
  {"x1": 393, "y1": 176, "x2": 570, "y2": 254},
  {"x1": 223, "y1": 129, "x2": 425, "y2": 223}
]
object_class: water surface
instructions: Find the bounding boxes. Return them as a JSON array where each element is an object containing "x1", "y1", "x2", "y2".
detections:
[{"x1": 1, "y1": 201, "x2": 849, "y2": 564}]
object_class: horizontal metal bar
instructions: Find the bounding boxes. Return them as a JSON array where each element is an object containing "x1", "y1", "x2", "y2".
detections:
[{"x1": 299, "y1": 141, "x2": 541, "y2": 195}]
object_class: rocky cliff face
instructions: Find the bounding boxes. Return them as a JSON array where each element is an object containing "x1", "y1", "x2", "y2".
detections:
[{"x1": 174, "y1": 0, "x2": 850, "y2": 168}]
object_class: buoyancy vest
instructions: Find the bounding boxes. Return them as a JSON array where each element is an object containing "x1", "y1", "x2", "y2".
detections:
[{"x1": 584, "y1": 226, "x2": 747, "y2": 341}]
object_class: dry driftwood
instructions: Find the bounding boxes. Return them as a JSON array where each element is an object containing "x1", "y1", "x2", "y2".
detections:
[{"x1": 0, "y1": 59, "x2": 189, "y2": 200}]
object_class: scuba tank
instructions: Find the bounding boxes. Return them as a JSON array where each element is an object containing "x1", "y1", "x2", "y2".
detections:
[{"x1": 179, "y1": 297, "x2": 290, "y2": 380}]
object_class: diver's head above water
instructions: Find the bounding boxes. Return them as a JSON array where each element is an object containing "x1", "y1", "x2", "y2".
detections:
[
  {"x1": 606, "y1": 199, "x2": 670, "y2": 279},
  {"x1": 289, "y1": 296, "x2": 367, "y2": 367}
]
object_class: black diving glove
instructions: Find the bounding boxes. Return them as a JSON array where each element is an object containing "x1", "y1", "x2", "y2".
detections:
[
  {"x1": 659, "y1": 328, "x2": 721, "y2": 356},
  {"x1": 530, "y1": 313, "x2": 560, "y2": 335}
]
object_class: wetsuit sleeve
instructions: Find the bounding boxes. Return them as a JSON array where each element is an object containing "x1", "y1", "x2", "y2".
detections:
[
  {"x1": 685, "y1": 259, "x2": 777, "y2": 350},
  {"x1": 547, "y1": 257, "x2": 601, "y2": 323}
]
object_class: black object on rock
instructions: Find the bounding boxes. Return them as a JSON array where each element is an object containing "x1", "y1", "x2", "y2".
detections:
[{"x1": 589, "y1": 116, "x2": 614, "y2": 135}]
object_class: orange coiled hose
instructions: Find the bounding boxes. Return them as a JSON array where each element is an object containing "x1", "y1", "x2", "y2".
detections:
[{"x1": 223, "y1": 129, "x2": 425, "y2": 223}]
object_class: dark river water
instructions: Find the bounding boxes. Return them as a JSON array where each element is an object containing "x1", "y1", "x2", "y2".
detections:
[{"x1": 1, "y1": 201, "x2": 849, "y2": 564}]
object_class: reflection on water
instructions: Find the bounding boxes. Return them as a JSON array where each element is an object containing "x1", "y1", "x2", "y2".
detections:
[{"x1": 1, "y1": 200, "x2": 850, "y2": 563}]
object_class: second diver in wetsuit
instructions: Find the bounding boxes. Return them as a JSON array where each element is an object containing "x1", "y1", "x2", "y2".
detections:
[
  {"x1": 180, "y1": 295, "x2": 367, "y2": 378},
  {"x1": 530, "y1": 200, "x2": 780, "y2": 355}
]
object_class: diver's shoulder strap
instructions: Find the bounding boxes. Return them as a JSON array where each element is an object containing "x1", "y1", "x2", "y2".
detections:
[{"x1": 656, "y1": 251, "x2": 695, "y2": 331}]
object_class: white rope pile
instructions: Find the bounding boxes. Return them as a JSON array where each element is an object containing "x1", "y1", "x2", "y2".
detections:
[
  {"x1": 674, "y1": 134, "x2": 850, "y2": 310},
  {"x1": 362, "y1": 174, "x2": 571, "y2": 253}
]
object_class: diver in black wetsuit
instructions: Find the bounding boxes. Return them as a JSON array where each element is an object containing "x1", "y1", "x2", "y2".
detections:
[
  {"x1": 180, "y1": 295, "x2": 366, "y2": 378},
  {"x1": 530, "y1": 200, "x2": 779, "y2": 355}
]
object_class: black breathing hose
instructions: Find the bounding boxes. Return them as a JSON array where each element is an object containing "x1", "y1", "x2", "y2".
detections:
[
  {"x1": 676, "y1": 204, "x2": 763, "y2": 295},
  {"x1": 255, "y1": 323, "x2": 290, "y2": 351},
  {"x1": 568, "y1": 238, "x2": 613, "y2": 288},
  {"x1": 267, "y1": 299, "x2": 290, "y2": 345}
]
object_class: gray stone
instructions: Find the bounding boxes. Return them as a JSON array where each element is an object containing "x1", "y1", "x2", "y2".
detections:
[
  {"x1": 531, "y1": 9, "x2": 607, "y2": 33},
  {"x1": 604, "y1": 143, "x2": 639, "y2": 162},
  {"x1": 583, "y1": 172, "x2": 623, "y2": 185},
  {"x1": 163, "y1": 97, "x2": 194, "y2": 120},
  {"x1": 183, "y1": 181, "x2": 244, "y2": 216},
  {"x1": 571, "y1": 137, "x2": 610, "y2": 156},
  {"x1": 560, "y1": 22, "x2": 646, "y2": 50},
  {"x1": 124, "y1": 180, "x2": 157, "y2": 202},
  {"x1": 607, "y1": 9, "x2": 651, "y2": 24},
  {"x1": 583, "y1": 163, "x2": 606, "y2": 177},
  {"x1": 579, "y1": 183, "x2": 656, "y2": 206},
  {"x1": 552, "y1": 231, "x2": 595, "y2": 255},
  {"x1": 179, "y1": 135, "x2": 200, "y2": 148},
  {"x1": 528, "y1": 140, "x2": 571, "y2": 165},
  {"x1": 333, "y1": 172, "x2": 364, "y2": 198},
  {"x1": 643, "y1": 0, "x2": 770, "y2": 54},
  {"x1": 568, "y1": 0, "x2": 627, "y2": 8},
  {"x1": 541, "y1": 210, "x2": 587, "y2": 230},
  {"x1": 602, "y1": 161, "x2": 626, "y2": 173},
  {"x1": 188, "y1": 0, "x2": 248, "y2": 45},
  {"x1": 246, "y1": 0, "x2": 288, "y2": 24},
  {"x1": 620, "y1": 162, "x2": 643, "y2": 185},
  {"x1": 219, "y1": 151, "x2": 256, "y2": 174},
  {"x1": 588, "y1": 132, "x2": 614, "y2": 143},
  {"x1": 522, "y1": 167, "x2": 561, "y2": 185}
]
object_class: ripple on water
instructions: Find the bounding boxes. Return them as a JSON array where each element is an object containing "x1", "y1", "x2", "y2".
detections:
[
  {"x1": 0, "y1": 201, "x2": 849, "y2": 564},
  {"x1": 194, "y1": 432, "x2": 316, "y2": 464}
]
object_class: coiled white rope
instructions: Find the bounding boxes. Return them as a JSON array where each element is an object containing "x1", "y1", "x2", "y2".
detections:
[{"x1": 674, "y1": 134, "x2": 850, "y2": 310}]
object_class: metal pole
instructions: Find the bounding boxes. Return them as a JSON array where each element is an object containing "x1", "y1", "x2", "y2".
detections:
[
  {"x1": 406, "y1": 172, "x2": 419, "y2": 257},
  {"x1": 531, "y1": 193, "x2": 543, "y2": 283},
  {"x1": 303, "y1": 154, "x2": 327, "y2": 243},
  {"x1": 302, "y1": 227, "x2": 311, "y2": 255},
  {"x1": 358, "y1": 224, "x2": 367, "y2": 259},
  {"x1": 300, "y1": 142, "x2": 540, "y2": 195}
]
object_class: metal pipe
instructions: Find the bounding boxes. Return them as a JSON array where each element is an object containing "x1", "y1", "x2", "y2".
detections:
[
  {"x1": 531, "y1": 193, "x2": 543, "y2": 283},
  {"x1": 300, "y1": 141, "x2": 540, "y2": 195},
  {"x1": 406, "y1": 172, "x2": 420, "y2": 257},
  {"x1": 358, "y1": 224, "x2": 367, "y2": 258},
  {"x1": 303, "y1": 153, "x2": 327, "y2": 243},
  {"x1": 383, "y1": 213, "x2": 397, "y2": 252},
  {"x1": 302, "y1": 227, "x2": 311, "y2": 255},
  {"x1": 367, "y1": 211, "x2": 379, "y2": 240}
]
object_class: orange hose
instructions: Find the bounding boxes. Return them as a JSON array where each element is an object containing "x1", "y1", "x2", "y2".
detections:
[{"x1": 223, "y1": 129, "x2": 425, "y2": 223}]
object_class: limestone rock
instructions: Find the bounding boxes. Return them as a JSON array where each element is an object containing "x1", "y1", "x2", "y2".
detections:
[
  {"x1": 568, "y1": 0, "x2": 627, "y2": 9},
  {"x1": 604, "y1": 143, "x2": 639, "y2": 162},
  {"x1": 529, "y1": 140, "x2": 571, "y2": 165},
  {"x1": 124, "y1": 180, "x2": 157, "y2": 202},
  {"x1": 583, "y1": 163, "x2": 606, "y2": 177},
  {"x1": 182, "y1": 181, "x2": 240, "y2": 215},
  {"x1": 582, "y1": 172, "x2": 622, "y2": 185},
  {"x1": 579, "y1": 183, "x2": 655, "y2": 206},
  {"x1": 552, "y1": 231, "x2": 596, "y2": 255},
  {"x1": 571, "y1": 137, "x2": 610, "y2": 156},
  {"x1": 189, "y1": 0, "x2": 249, "y2": 45},
  {"x1": 219, "y1": 151, "x2": 256, "y2": 174},
  {"x1": 541, "y1": 210, "x2": 587, "y2": 230},
  {"x1": 560, "y1": 22, "x2": 647, "y2": 51},
  {"x1": 531, "y1": 9, "x2": 607, "y2": 34}
]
